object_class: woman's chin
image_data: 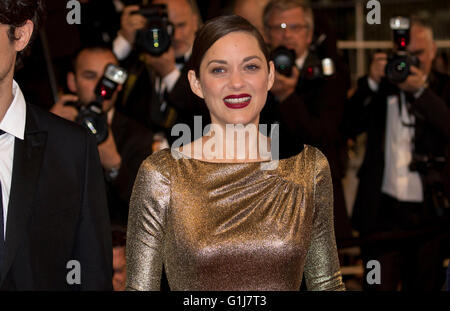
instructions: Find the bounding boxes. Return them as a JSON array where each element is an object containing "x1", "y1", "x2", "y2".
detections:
[{"x1": 219, "y1": 116, "x2": 258, "y2": 127}]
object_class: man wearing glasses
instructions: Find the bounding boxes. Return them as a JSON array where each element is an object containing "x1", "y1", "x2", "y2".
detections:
[{"x1": 260, "y1": 0, "x2": 353, "y2": 249}]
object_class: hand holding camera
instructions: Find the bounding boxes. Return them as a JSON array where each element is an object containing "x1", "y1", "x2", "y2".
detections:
[
  {"x1": 132, "y1": 4, "x2": 174, "y2": 57},
  {"x1": 119, "y1": 5, "x2": 147, "y2": 45},
  {"x1": 51, "y1": 94, "x2": 79, "y2": 122},
  {"x1": 143, "y1": 46, "x2": 176, "y2": 78},
  {"x1": 397, "y1": 65, "x2": 427, "y2": 94},
  {"x1": 58, "y1": 64, "x2": 127, "y2": 144},
  {"x1": 271, "y1": 65, "x2": 300, "y2": 102},
  {"x1": 385, "y1": 16, "x2": 421, "y2": 85}
]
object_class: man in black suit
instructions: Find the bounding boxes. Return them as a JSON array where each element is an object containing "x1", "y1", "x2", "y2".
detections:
[
  {"x1": 114, "y1": 0, "x2": 209, "y2": 145},
  {"x1": 260, "y1": 0, "x2": 353, "y2": 246},
  {"x1": 0, "y1": 0, "x2": 112, "y2": 290},
  {"x1": 50, "y1": 46, "x2": 154, "y2": 225},
  {"x1": 346, "y1": 17, "x2": 450, "y2": 290}
]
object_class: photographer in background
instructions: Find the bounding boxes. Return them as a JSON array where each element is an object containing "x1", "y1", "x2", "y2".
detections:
[
  {"x1": 114, "y1": 0, "x2": 209, "y2": 145},
  {"x1": 260, "y1": 0, "x2": 353, "y2": 247},
  {"x1": 51, "y1": 46, "x2": 153, "y2": 225},
  {"x1": 346, "y1": 16, "x2": 450, "y2": 291}
]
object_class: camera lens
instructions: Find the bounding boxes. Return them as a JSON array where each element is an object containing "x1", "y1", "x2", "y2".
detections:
[
  {"x1": 134, "y1": 4, "x2": 173, "y2": 56},
  {"x1": 270, "y1": 46, "x2": 296, "y2": 77},
  {"x1": 386, "y1": 54, "x2": 411, "y2": 84},
  {"x1": 76, "y1": 105, "x2": 109, "y2": 144}
]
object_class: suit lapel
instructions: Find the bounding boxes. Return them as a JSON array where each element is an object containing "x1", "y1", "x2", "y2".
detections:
[{"x1": 0, "y1": 105, "x2": 47, "y2": 281}]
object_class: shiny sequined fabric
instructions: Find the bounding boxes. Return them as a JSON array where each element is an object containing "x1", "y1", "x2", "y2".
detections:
[{"x1": 126, "y1": 145, "x2": 345, "y2": 291}]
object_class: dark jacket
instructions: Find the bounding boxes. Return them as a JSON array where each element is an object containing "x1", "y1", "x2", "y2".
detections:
[
  {"x1": 0, "y1": 104, "x2": 112, "y2": 290},
  {"x1": 106, "y1": 110, "x2": 153, "y2": 225},
  {"x1": 345, "y1": 70, "x2": 450, "y2": 236},
  {"x1": 260, "y1": 52, "x2": 353, "y2": 243}
]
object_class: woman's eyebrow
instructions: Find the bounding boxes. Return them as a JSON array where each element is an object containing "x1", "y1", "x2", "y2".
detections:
[
  {"x1": 206, "y1": 59, "x2": 227, "y2": 66},
  {"x1": 206, "y1": 56, "x2": 263, "y2": 67},
  {"x1": 243, "y1": 55, "x2": 262, "y2": 63}
]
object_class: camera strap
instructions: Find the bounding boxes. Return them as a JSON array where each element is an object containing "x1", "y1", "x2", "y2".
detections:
[
  {"x1": 119, "y1": 53, "x2": 148, "y2": 108},
  {"x1": 398, "y1": 91, "x2": 415, "y2": 128}
]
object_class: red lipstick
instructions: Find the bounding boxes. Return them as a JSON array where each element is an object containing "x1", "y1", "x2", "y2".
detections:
[{"x1": 223, "y1": 94, "x2": 251, "y2": 109}]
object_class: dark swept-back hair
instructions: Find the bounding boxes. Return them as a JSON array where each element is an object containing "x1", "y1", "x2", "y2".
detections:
[
  {"x1": 0, "y1": 0, "x2": 45, "y2": 64},
  {"x1": 70, "y1": 45, "x2": 118, "y2": 74},
  {"x1": 190, "y1": 14, "x2": 270, "y2": 77}
]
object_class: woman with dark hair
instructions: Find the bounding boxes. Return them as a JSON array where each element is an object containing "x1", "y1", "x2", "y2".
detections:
[{"x1": 126, "y1": 15, "x2": 344, "y2": 291}]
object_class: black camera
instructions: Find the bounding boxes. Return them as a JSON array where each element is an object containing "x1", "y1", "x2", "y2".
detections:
[
  {"x1": 67, "y1": 64, "x2": 128, "y2": 144},
  {"x1": 270, "y1": 44, "x2": 335, "y2": 79},
  {"x1": 301, "y1": 57, "x2": 335, "y2": 80},
  {"x1": 270, "y1": 46, "x2": 296, "y2": 76},
  {"x1": 385, "y1": 16, "x2": 420, "y2": 84},
  {"x1": 132, "y1": 4, "x2": 174, "y2": 56}
]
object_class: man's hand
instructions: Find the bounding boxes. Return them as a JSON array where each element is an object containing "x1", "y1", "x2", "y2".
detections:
[
  {"x1": 119, "y1": 5, "x2": 147, "y2": 45},
  {"x1": 50, "y1": 94, "x2": 79, "y2": 122},
  {"x1": 398, "y1": 66, "x2": 427, "y2": 94},
  {"x1": 143, "y1": 47, "x2": 176, "y2": 78},
  {"x1": 270, "y1": 66, "x2": 299, "y2": 102},
  {"x1": 369, "y1": 52, "x2": 388, "y2": 84},
  {"x1": 98, "y1": 129, "x2": 122, "y2": 171}
]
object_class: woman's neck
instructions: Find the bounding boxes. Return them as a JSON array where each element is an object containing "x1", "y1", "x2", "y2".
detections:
[{"x1": 179, "y1": 123, "x2": 273, "y2": 163}]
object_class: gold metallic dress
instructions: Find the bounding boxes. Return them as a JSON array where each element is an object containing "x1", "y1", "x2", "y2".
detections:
[{"x1": 126, "y1": 145, "x2": 345, "y2": 291}]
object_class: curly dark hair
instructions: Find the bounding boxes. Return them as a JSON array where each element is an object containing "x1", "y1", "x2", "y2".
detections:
[{"x1": 0, "y1": 0, "x2": 45, "y2": 65}]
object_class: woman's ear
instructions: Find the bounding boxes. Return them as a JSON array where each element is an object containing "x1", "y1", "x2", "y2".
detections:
[
  {"x1": 14, "y1": 20, "x2": 34, "y2": 52},
  {"x1": 188, "y1": 70, "x2": 204, "y2": 99},
  {"x1": 267, "y1": 61, "x2": 275, "y2": 91}
]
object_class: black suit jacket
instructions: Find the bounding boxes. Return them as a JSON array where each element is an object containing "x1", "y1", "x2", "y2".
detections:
[
  {"x1": 0, "y1": 104, "x2": 112, "y2": 290},
  {"x1": 106, "y1": 110, "x2": 153, "y2": 225},
  {"x1": 346, "y1": 70, "x2": 450, "y2": 235}
]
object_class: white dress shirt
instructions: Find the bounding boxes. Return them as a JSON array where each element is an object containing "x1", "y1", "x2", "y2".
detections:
[
  {"x1": 0, "y1": 80, "x2": 27, "y2": 238},
  {"x1": 295, "y1": 51, "x2": 308, "y2": 70},
  {"x1": 367, "y1": 77, "x2": 423, "y2": 202},
  {"x1": 113, "y1": 33, "x2": 133, "y2": 61}
]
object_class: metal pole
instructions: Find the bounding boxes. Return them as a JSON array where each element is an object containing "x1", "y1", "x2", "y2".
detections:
[{"x1": 39, "y1": 29, "x2": 59, "y2": 105}]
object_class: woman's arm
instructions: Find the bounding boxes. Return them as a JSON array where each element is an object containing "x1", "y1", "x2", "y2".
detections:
[
  {"x1": 126, "y1": 155, "x2": 170, "y2": 291},
  {"x1": 303, "y1": 148, "x2": 345, "y2": 291}
]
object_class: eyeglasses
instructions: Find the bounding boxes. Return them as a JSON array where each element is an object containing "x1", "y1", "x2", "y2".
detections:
[{"x1": 267, "y1": 22, "x2": 309, "y2": 33}]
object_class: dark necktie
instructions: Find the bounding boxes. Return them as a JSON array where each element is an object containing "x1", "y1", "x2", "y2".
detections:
[{"x1": 0, "y1": 129, "x2": 5, "y2": 268}]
